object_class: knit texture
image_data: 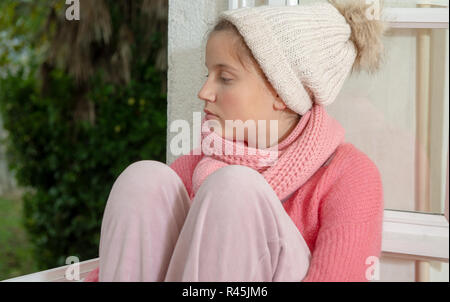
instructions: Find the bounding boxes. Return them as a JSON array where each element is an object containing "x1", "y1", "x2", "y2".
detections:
[
  {"x1": 219, "y1": 2, "x2": 357, "y2": 115},
  {"x1": 192, "y1": 104, "x2": 345, "y2": 200}
]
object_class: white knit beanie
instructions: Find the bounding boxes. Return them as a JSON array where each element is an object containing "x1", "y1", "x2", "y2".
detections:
[{"x1": 218, "y1": 0, "x2": 386, "y2": 115}]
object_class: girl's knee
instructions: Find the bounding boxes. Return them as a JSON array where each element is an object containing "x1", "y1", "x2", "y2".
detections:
[
  {"x1": 102, "y1": 160, "x2": 186, "y2": 223},
  {"x1": 207, "y1": 164, "x2": 259, "y2": 182},
  {"x1": 196, "y1": 165, "x2": 271, "y2": 212},
  {"x1": 124, "y1": 160, "x2": 172, "y2": 177},
  {"x1": 203, "y1": 165, "x2": 268, "y2": 193},
  {"x1": 110, "y1": 160, "x2": 180, "y2": 203},
  {"x1": 118, "y1": 160, "x2": 176, "y2": 186}
]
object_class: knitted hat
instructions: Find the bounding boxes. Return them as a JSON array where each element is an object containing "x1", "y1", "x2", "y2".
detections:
[{"x1": 218, "y1": 0, "x2": 386, "y2": 115}]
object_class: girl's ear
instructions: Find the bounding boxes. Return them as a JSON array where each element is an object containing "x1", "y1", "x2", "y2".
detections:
[
  {"x1": 273, "y1": 95, "x2": 287, "y2": 110},
  {"x1": 264, "y1": 77, "x2": 286, "y2": 110}
]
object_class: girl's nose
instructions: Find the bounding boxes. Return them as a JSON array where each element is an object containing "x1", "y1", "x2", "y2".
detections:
[{"x1": 197, "y1": 81, "x2": 215, "y2": 103}]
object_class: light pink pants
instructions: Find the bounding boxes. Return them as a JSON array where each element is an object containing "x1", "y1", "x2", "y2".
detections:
[{"x1": 98, "y1": 160, "x2": 311, "y2": 282}]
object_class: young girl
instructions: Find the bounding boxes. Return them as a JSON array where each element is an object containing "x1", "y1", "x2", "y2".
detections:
[{"x1": 85, "y1": 0, "x2": 385, "y2": 282}]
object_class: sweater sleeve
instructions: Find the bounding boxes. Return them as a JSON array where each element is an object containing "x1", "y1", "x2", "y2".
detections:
[{"x1": 302, "y1": 149, "x2": 384, "y2": 282}]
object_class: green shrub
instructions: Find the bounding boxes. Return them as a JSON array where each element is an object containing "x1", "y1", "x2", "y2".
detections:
[{"x1": 0, "y1": 60, "x2": 167, "y2": 270}]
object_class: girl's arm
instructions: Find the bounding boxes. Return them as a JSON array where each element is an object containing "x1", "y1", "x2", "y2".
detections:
[{"x1": 302, "y1": 151, "x2": 384, "y2": 282}]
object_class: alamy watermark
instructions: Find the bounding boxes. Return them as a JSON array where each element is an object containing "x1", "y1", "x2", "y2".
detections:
[
  {"x1": 365, "y1": 256, "x2": 380, "y2": 281},
  {"x1": 169, "y1": 112, "x2": 280, "y2": 166},
  {"x1": 65, "y1": 0, "x2": 80, "y2": 21},
  {"x1": 365, "y1": 0, "x2": 381, "y2": 21},
  {"x1": 65, "y1": 256, "x2": 80, "y2": 281}
]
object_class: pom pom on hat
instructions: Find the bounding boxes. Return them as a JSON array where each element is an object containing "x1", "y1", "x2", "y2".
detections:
[{"x1": 328, "y1": 0, "x2": 388, "y2": 74}]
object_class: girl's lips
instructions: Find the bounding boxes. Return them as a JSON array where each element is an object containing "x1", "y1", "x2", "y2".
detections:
[{"x1": 205, "y1": 114, "x2": 218, "y2": 120}]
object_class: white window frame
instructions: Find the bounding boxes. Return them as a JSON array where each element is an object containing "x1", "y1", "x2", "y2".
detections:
[
  {"x1": 384, "y1": 7, "x2": 449, "y2": 28},
  {"x1": 230, "y1": 0, "x2": 450, "y2": 29},
  {"x1": 2, "y1": 0, "x2": 448, "y2": 283}
]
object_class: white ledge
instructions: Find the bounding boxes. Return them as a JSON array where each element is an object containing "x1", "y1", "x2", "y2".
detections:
[{"x1": 2, "y1": 209, "x2": 448, "y2": 281}]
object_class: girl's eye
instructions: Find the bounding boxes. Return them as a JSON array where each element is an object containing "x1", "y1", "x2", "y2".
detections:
[{"x1": 205, "y1": 74, "x2": 231, "y2": 83}]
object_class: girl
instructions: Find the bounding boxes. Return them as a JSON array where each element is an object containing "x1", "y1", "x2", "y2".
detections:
[{"x1": 85, "y1": 0, "x2": 385, "y2": 282}]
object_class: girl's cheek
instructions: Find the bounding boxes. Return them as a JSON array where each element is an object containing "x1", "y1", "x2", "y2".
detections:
[
  {"x1": 226, "y1": 88, "x2": 244, "y2": 105},
  {"x1": 221, "y1": 94, "x2": 238, "y2": 112}
]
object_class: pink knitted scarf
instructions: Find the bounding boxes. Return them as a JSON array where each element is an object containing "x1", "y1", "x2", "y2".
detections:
[{"x1": 191, "y1": 104, "x2": 346, "y2": 201}]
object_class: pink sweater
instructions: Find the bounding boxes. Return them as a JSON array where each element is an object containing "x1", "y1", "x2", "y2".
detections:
[{"x1": 169, "y1": 142, "x2": 384, "y2": 282}]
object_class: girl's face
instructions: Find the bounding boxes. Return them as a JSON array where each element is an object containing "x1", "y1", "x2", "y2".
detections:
[{"x1": 198, "y1": 30, "x2": 291, "y2": 148}]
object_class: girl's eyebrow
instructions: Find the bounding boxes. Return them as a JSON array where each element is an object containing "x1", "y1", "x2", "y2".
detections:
[{"x1": 205, "y1": 63, "x2": 239, "y2": 73}]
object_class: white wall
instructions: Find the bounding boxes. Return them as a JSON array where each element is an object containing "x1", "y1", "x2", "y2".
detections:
[{"x1": 167, "y1": 0, "x2": 229, "y2": 166}]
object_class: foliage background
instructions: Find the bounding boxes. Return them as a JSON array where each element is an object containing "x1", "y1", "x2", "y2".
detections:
[{"x1": 0, "y1": 0, "x2": 168, "y2": 276}]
